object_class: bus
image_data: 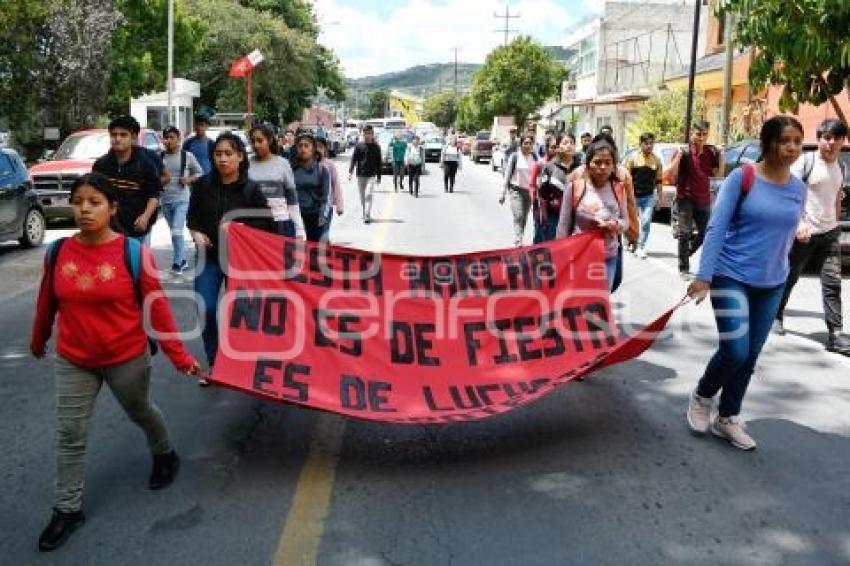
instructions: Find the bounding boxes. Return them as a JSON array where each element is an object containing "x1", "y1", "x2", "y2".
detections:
[{"x1": 363, "y1": 118, "x2": 407, "y2": 132}]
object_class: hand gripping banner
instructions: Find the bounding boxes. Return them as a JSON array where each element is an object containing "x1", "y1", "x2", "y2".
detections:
[{"x1": 210, "y1": 224, "x2": 678, "y2": 423}]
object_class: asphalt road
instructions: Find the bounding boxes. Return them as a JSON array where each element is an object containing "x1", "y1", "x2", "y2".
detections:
[{"x1": 1, "y1": 154, "x2": 849, "y2": 565}]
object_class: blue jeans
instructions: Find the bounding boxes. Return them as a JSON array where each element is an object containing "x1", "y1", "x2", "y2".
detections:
[
  {"x1": 128, "y1": 232, "x2": 151, "y2": 246},
  {"x1": 696, "y1": 276, "x2": 784, "y2": 417},
  {"x1": 636, "y1": 195, "x2": 656, "y2": 249},
  {"x1": 194, "y1": 254, "x2": 225, "y2": 365},
  {"x1": 161, "y1": 200, "x2": 189, "y2": 267},
  {"x1": 605, "y1": 255, "x2": 618, "y2": 292},
  {"x1": 533, "y1": 213, "x2": 558, "y2": 243}
]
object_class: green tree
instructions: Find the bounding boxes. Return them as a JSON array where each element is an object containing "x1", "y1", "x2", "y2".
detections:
[
  {"x1": 468, "y1": 37, "x2": 566, "y2": 130},
  {"x1": 719, "y1": 0, "x2": 850, "y2": 121},
  {"x1": 239, "y1": 0, "x2": 318, "y2": 35},
  {"x1": 240, "y1": 0, "x2": 345, "y2": 103},
  {"x1": 422, "y1": 92, "x2": 458, "y2": 129},
  {"x1": 0, "y1": 0, "x2": 50, "y2": 146},
  {"x1": 366, "y1": 90, "x2": 389, "y2": 118},
  {"x1": 455, "y1": 94, "x2": 486, "y2": 133},
  {"x1": 626, "y1": 88, "x2": 706, "y2": 146},
  {"x1": 107, "y1": 0, "x2": 200, "y2": 116},
  {"x1": 185, "y1": 0, "x2": 324, "y2": 123}
]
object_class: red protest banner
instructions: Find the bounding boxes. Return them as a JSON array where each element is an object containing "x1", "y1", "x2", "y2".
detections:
[{"x1": 210, "y1": 223, "x2": 677, "y2": 423}]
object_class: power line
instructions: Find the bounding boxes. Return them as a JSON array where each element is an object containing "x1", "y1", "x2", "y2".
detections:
[
  {"x1": 449, "y1": 46, "x2": 462, "y2": 100},
  {"x1": 494, "y1": 4, "x2": 521, "y2": 46}
]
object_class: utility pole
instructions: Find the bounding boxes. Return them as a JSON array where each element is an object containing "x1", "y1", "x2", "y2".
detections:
[
  {"x1": 684, "y1": 0, "x2": 702, "y2": 144},
  {"x1": 166, "y1": 0, "x2": 174, "y2": 128},
  {"x1": 450, "y1": 46, "x2": 462, "y2": 99},
  {"x1": 494, "y1": 4, "x2": 520, "y2": 46},
  {"x1": 720, "y1": 11, "x2": 735, "y2": 145}
]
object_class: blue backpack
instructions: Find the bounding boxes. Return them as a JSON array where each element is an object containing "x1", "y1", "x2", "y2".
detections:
[{"x1": 47, "y1": 236, "x2": 159, "y2": 356}]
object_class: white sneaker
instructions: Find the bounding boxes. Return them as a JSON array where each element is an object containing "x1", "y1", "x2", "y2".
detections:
[
  {"x1": 711, "y1": 415, "x2": 756, "y2": 451},
  {"x1": 637, "y1": 248, "x2": 647, "y2": 259},
  {"x1": 686, "y1": 390, "x2": 712, "y2": 434}
]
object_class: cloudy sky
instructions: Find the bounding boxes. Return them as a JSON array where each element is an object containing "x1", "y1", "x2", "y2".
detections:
[{"x1": 313, "y1": 0, "x2": 600, "y2": 79}]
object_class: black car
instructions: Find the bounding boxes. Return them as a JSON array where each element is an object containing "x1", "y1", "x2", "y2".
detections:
[
  {"x1": 723, "y1": 139, "x2": 849, "y2": 266},
  {"x1": 0, "y1": 148, "x2": 46, "y2": 247}
]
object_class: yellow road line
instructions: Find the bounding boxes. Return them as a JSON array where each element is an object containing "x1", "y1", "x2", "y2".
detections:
[{"x1": 272, "y1": 184, "x2": 398, "y2": 565}]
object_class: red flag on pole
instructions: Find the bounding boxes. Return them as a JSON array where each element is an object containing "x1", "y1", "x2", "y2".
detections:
[{"x1": 229, "y1": 57, "x2": 252, "y2": 78}]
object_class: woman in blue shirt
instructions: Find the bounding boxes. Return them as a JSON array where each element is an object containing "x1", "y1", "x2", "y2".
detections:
[{"x1": 686, "y1": 116, "x2": 806, "y2": 451}]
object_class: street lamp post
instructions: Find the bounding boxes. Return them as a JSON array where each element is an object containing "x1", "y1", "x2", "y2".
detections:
[
  {"x1": 684, "y1": 0, "x2": 702, "y2": 144},
  {"x1": 167, "y1": 0, "x2": 174, "y2": 128}
]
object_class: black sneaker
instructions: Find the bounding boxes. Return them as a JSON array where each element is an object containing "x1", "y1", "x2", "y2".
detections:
[
  {"x1": 38, "y1": 508, "x2": 85, "y2": 552},
  {"x1": 827, "y1": 333, "x2": 850, "y2": 355},
  {"x1": 149, "y1": 450, "x2": 180, "y2": 490}
]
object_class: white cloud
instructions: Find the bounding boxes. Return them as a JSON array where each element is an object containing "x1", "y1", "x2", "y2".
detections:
[{"x1": 313, "y1": 0, "x2": 588, "y2": 78}]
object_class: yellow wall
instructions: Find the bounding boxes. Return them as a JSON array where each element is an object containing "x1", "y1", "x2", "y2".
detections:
[{"x1": 389, "y1": 94, "x2": 422, "y2": 125}]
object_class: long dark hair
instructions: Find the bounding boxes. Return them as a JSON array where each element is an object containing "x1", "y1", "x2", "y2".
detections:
[
  {"x1": 760, "y1": 115, "x2": 804, "y2": 163},
  {"x1": 69, "y1": 172, "x2": 124, "y2": 233},
  {"x1": 249, "y1": 124, "x2": 279, "y2": 156},
  {"x1": 212, "y1": 132, "x2": 250, "y2": 180}
]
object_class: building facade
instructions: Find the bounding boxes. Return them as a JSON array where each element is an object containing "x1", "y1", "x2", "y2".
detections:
[{"x1": 561, "y1": 1, "x2": 696, "y2": 150}]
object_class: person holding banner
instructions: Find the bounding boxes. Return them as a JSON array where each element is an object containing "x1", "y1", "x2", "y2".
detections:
[
  {"x1": 686, "y1": 115, "x2": 806, "y2": 451},
  {"x1": 188, "y1": 132, "x2": 276, "y2": 378},
  {"x1": 555, "y1": 139, "x2": 629, "y2": 291},
  {"x1": 291, "y1": 129, "x2": 332, "y2": 242},
  {"x1": 248, "y1": 124, "x2": 306, "y2": 239},
  {"x1": 30, "y1": 173, "x2": 202, "y2": 551}
]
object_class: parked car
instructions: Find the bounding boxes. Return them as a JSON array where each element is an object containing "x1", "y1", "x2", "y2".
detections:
[
  {"x1": 722, "y1": 139, "x2": 850, "y2": 266},
  {"x1": 422, "y1": 135, "x2": 444, "y2": 162},
  {"x1": 461, "y1": 136, "x2": 474, "y2": 155},
  {"x1": 470, "y1": 131, "x2": 494, "y2": 163},
  {"x1": 0, "y1": 148, "x2": 46, "y2": 247},
  {"x1": 29, "y1": 128, "x2": 163, "y2": 222},
  {"x1": 455, "y1": 133, "x2": 470, "y2": 153}
]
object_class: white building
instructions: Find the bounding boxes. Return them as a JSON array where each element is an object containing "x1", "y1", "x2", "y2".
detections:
[
  {"x1": 561, "y1": 1, "x2": 699, "y2": 150},
  {"x1": 130, "y1": 78, "x2": 201, "y2": 135}
]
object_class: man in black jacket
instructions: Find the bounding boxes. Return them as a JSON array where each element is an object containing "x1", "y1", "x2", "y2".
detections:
[
  {"x1": 92, "y1": 116, "x2": 161, "y2": 243},
  {"x1": 348, "y1": 125, "x2": 382, "y2": 224}
]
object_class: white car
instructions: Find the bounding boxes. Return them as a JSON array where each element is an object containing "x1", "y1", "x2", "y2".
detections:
[
  {"x1": 491, "y1": 142, "x2": 508, "y2": 172},
  {"x1": 422, "y1": 135, "x2": 444, "y2": 163}
]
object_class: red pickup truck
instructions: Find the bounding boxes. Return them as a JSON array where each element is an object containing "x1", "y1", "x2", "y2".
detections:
[
  {"x1": 469, "y1": 131, "x2": 494, "y2": 163},
  {"x1": 29, "y1": 129, "x2": 163, "y2": 222}
]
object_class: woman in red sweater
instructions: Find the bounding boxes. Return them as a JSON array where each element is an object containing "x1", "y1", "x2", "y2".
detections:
[{"x1": 30, "y1": 172, "x2": 202, "y2": 552}]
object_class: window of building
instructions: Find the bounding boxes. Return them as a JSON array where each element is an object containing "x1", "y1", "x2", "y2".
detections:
[{"x1": 577, "y1": 34, "x2": 597, "y2": 76}]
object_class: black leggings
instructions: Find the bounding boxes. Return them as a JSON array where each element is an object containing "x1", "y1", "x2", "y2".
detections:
[
  {"x1": 408, "y1": 164, "x2": 422, "y2": 196},
  {"x1": 302, "y1": 212, "x2": 324, "y2": 242},
  {"x1": 443, "y1": 161, "x2": 458, "y2": 192}
]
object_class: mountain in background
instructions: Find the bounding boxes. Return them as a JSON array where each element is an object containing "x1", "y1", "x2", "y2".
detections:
[{"x1": 347, "y1": 62, "x2": 482, "y2": 99}]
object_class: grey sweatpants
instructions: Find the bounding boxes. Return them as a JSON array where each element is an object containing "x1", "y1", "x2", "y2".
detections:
[
  {"x1": 357, "y1": 175, "x2": 376, "y2": 219},
  {"x1": 53, "y1": 353, "x2": 171, "y2": 512},
  {"x1": 509, "y1": 186, "x2": 532, "y2": 247}
]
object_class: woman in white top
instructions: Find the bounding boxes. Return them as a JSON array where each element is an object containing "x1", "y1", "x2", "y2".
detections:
[
  {"x1": 499, "y1": 134, "x2": 538, "y2": 247},
  {"x1": 440, "y1": 136, "x2": 463, "y2": 193},
  {"x1": 248, "y1": 124, "x2": 305, "y2": 238}
]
